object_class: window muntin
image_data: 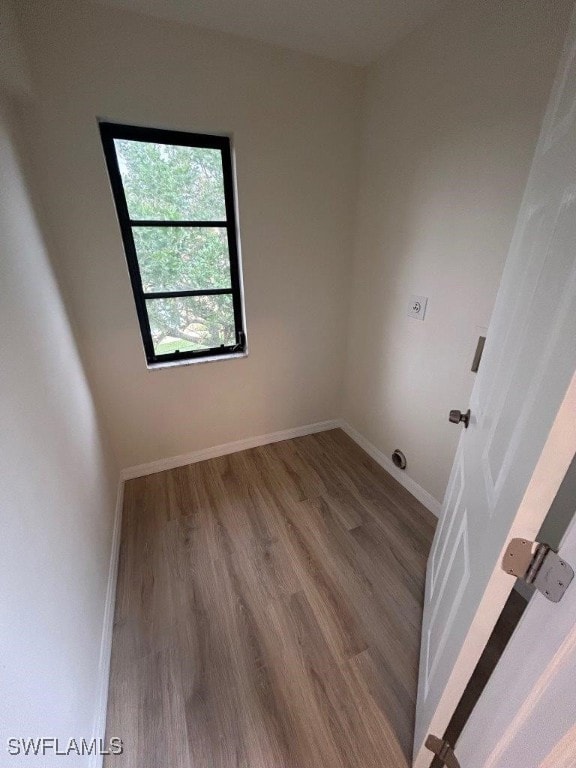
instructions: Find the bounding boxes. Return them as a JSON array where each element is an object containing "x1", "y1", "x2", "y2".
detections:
[{"x1": 99, "y1": 122, "x2": 246, "y2": 366}]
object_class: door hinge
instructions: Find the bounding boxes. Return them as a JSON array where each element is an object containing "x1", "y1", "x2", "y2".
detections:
[
  {"x1": 425, "y1": 735, "x2": 460, "y2": 768},
  {"x1": 502, "y1": 539, "x2": 574, "y2": 602}
]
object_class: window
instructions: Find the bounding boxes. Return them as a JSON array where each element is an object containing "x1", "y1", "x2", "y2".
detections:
[{"x1": 99, "y1": 122, "x2": 246, "y2": 366}]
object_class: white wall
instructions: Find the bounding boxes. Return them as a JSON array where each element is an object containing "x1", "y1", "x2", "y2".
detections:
[
  {"x1": 10, "y1": 0, "x2": 571, "y2": 500},
  {"x1": 15, "y1": 0, "x2": 362, "y2": 470},
  {"x1": 343, "y1": 0, "x2": 574, "y2": 504},
  {"x1": 0, "y1": 4, "x2": 119, "y2": 762}
]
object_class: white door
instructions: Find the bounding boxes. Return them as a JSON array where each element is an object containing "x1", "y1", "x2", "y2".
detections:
[
  {"x1": 456, "y1": 473, "x2": 576, "y2": 768},
  {"x1": 414, "y1": 5, "x2": 576, "y2": 766}
]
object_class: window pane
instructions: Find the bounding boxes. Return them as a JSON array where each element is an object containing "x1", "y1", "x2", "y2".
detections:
[
  {"x1": 114, "y1": 139, "x2": 226, "y2": 221},
  {"x1": 147, "y1": 295, "x2": 236, "y2": 355},
  {"x1": 133, "y1": 227, "x2": 231, "y2": 292}
]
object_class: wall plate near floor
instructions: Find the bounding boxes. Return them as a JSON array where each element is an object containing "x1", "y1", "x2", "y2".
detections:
[{"x1": 408, "y1": 295, "x2": 428, "y2": 320}]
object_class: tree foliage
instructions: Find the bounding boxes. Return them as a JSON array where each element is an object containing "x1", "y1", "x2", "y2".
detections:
[{"x1": 115, "y1": 139, "x2": 235, "y2": 352}]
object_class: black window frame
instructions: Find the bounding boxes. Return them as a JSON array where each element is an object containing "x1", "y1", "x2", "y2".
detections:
[{"x1": 99, "y1": 121, "x2": 246, "y2": 367}]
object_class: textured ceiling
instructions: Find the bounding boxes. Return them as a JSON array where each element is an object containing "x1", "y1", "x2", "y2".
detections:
[{"x1": 91, "y1": 0, "x2": 451, "y2": 65}]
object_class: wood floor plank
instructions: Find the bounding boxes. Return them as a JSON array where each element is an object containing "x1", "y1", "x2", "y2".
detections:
[{"x1": 105, "y1": 429, "x2": 435, "y2": 767}]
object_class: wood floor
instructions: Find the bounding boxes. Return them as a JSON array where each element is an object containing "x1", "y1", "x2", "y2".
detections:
[{"x1": 105, "y1": 428, "x2": 436, "y2": 768}]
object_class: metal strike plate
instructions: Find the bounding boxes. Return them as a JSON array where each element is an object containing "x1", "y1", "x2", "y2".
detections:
[
  {"x1": 425, "y1": 735, "x2": 460, "y2": 768},
  {"x1": 471, "y1": 335, "x2": 486, "y2": 373},
  {"x1": 502, "y1": 539, "x2": 574, "y2": 602}
]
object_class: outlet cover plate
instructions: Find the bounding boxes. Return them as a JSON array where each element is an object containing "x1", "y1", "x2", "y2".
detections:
[{"x1": 408, "y1": 295, "x2": 428, "y2": 320}]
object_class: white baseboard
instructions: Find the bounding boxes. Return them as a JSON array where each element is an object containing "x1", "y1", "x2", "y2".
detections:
[
  {"x1": 120, "y1": 419, "x2": 341, "y2": 481},
  {"x1": 338, "y1": 420, "x2": 441, "y2": 517},
  {"x1": 120, "y1": 417, "x2": 441, "y2": 516},
  {"x1": 90, "y1": 479, "x2": 124, "y2": 768}
]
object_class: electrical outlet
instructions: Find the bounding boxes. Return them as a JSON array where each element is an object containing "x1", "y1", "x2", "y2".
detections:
[{"x1": 408, "y1": 295, "x2": 428, "y2": 320}]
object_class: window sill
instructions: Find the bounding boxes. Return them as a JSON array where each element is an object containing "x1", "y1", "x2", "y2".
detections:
[{"x1": 146, "y1": 350, "x2": 248, "y2": 370}]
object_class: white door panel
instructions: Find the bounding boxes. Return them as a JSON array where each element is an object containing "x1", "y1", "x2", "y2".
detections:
[
  {"x1": 457, "y1": 508, "x2": 576, "y2": 768},
  {"x1": 414, "y1": 5, "x2": 576, "y2": 765}
]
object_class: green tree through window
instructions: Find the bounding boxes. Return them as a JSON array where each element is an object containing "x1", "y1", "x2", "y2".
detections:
[{"x1": 100, "y1": 123, "x2": 245, "y2": 364}]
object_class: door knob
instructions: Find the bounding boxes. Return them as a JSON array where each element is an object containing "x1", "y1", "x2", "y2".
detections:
[{"x1": 449, "y1": 409, "x2": 471, "y2": 428}]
